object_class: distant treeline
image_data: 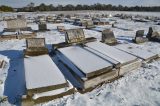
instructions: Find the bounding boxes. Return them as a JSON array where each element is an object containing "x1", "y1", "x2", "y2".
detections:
[
  {"x1": 0, "y1": 5, "x2": 14, "y2": 12},
  {"x1": 1, "y1": 3, "x2": 160, "y2": 12}
]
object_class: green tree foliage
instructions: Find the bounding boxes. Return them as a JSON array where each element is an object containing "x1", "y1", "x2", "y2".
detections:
[
  {"x1": 0, "y1": 5, "x2": 14, "y2": 12},
  {"x1": 1, "y1": 3, "x2": 160, "y2": 12}
]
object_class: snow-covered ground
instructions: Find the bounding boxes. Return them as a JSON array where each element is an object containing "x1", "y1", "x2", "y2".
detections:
[
  {"x1": 1, "y1": 11, "x2": 160, "y2": 17},
  {"x1": 42, "y1": 60, "x2": 160, "y2": 106},
  {"x1": 0, "y1": 12, "x2": 160, "y2": 106}
]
